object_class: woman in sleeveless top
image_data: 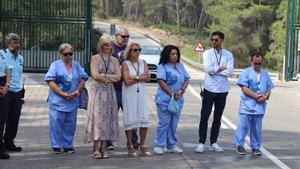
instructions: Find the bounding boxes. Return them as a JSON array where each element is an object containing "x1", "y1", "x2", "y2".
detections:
[
  {"x1": 122, "y1": 42, "x2": 151, "y2": 157},
  {"x1": 84, "y1": 36, "x2": 121, "y2": 159}
]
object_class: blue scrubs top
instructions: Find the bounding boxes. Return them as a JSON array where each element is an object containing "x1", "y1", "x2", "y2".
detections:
[
  {"x1": 155, "y1": 62, "x2": 190, "y2": 108},
  {"x1": 45, "y1": 59, "x2": 88, "y2": 112},
  {"x1": 3, "y1": 49, "x2": 23, "y2": 92},
  {"x1": 0, "y1": 50, "x2": 8, "y2": 77},
  {"x1": 237, "y1": 67, "x2": 274, "y2": 115}
]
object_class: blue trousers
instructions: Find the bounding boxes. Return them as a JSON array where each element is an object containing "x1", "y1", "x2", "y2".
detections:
[
  {"x1": 232, "y1": 114, "x2": 263, "y2": 150},
  {"x1": 49, "y1": 109, "x2": 77, "y2": 148},
  {"x1": 154, "y1": 104, "x2": 181, "y2": 149}
]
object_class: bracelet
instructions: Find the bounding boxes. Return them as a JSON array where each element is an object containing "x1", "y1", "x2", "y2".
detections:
[
  {"x1": 75, "y1": 90, "x2": 80, "y2": 96},
  {"x1": 180, "y1": 88, "x2": 185, "y2": 93}
]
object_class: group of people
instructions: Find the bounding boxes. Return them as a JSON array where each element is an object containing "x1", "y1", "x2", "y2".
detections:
[
  {"x1": 0, "y1": 29, "x2": 273, "y2": 160},
  {"x1": 44, "y1": 27, "x2": 191, "y2": 159}
]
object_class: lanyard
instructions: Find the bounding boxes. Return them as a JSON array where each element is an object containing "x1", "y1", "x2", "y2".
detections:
[
  {"x1": 213, "y1": 49, "x2": 222, "y2": 66},
  {"x1": 130, "y1": 60, "x2": 140, "y2": 76},
  {"x1": 256, "y1": 72, "x2": 261, "y2": 88},
  {"x1": 100, "y1": 54, "x2": 110, "y2": 75}
]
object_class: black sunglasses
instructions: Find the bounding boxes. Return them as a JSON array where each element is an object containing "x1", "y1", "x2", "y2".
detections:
[
  {"x1": 253, "y1": 62, "x2": 262, "y2": 66},
  {"x1": 211, "y1": 38, "x2": 219, "y2": 42},
  {"x1": 62, "y1": 52, "x2": 73, "y2": 57},
  {"x1": 130, "y1": 48, "x2": 142, "y2": 52},
  {"x1": 119, "y1": 34, "x2": 129, "y2": 39}
]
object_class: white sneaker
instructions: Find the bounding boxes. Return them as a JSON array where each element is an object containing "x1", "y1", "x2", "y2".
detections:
[
  {"x1": 195, "y1": 143, "x2": 206, "y2": 153},
  {"x1": 167, "y1": 146, "x2": 183, "y2": 154},
  {"x1": 154, "y1": 147, "x2": 164, "y2": 155},
  {"x1": 209, "y1": 143, "x2": 224, "y2": 152}
]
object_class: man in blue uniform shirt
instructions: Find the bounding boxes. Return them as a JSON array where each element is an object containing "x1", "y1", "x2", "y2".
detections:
[
  {"x1": 233, "y1": 51, "x2": 274, "y2": 155},
  {"x1": 2, "y1": 33, "x2": 23, "y2": 152},
  {"x1": 0, "y1": 31, "x2": 11, "y2": 159}
]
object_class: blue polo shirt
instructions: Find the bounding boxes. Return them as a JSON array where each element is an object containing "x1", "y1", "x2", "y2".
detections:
[
  {"x1": 0, "y1": 49, "x2": 8, "y2": 77},
  {"x1": 3, "y1": 49, "x2": 23, "y2": 92}
]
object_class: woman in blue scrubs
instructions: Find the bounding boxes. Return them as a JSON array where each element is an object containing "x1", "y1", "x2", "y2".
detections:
[
  {"x1": 154, "y1": 45, "x2": 190, "y2": 154},
  {"x1": 45, "y1": 43, "x2": 88, "y2": 154}
]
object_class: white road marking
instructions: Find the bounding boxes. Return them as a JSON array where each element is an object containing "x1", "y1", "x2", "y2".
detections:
[{"x1": 188, "y1": 85, "x2": 291, "y2": 169}]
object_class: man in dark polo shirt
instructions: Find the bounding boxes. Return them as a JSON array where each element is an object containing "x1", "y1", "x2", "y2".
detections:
[{"x1": 106, "y1": 27, "x2": 139, "y2": 150}]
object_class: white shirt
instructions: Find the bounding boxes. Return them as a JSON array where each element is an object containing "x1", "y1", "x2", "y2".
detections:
[{"x1": 203, "y1": 48, "x2": 234, "y2": 93}]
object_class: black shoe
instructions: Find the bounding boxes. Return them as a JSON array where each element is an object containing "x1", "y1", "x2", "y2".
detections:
[
  {"x1": 52, "y1": 148, "x2": 61, "y2": 154},
  {"x1": 63, "y1": 148, "x2": 75, "y2": 154},
  {"x1": 133, "y1": 143, "x2": 140, "y2": 150},
  {"x1": 236, "y1": 146, "x2": 246, "y2": 155},
  {"x1": 252, "y1": 149, "x2": 262, "y2": 156},
  {"x1": 0, "y1": 151, "x2": 10, "y2": 159},
  {"x1": 5, "y1": 144, "x2": 22, "y2": 152}
]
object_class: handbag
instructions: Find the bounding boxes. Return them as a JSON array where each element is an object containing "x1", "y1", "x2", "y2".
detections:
[
  {"x1": 79, "y1": 87, "x2": 88, "y2": 109},
  {"x1": 168, "y1": 95, "x2": 179, "y2": 114}
]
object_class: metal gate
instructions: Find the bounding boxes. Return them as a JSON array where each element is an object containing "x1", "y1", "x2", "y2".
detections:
[
  {"x1": 286, "y1": 0, "x2": 300, "y2": 81},
  {"x1": 0, "y1": 0, "x2": 92, "y2": 72}
]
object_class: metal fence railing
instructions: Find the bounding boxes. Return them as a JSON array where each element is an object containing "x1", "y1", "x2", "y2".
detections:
[{"x1": 0, "y1": 0, "x2": 92, "y2": 72}]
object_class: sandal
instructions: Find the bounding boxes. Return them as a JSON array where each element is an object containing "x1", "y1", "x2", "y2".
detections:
[
  {"x1": 140, "y1": 145, "x2": 151, "y2": 157},
  {"x1": 101, "y1": 150, "x2": 109, "y2": 159},
  {"x1": 127, "y1": 145, "x2": 137, "y2": 157},
  {"x1": 93, "y1": 151, "x2": 102, "y2": 159}
]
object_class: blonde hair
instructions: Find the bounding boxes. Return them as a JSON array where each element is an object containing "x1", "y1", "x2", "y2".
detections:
[
  {"x1": 58, "y1": 43, "x2": 73, "y2": 53},
  {"x1": 123, "y1": 42, "x2": 141, "y2": 60},
  {"x1": 97, "y1": 35, "x2": 114, "y2": 55}
]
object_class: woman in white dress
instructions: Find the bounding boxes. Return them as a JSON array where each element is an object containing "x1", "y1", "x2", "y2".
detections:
[{"x1": 122, "y1": 42, "x2": 151, "y2": 157}]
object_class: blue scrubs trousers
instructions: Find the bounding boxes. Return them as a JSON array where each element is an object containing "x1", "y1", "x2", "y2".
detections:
[
  {"x1": 154, "y1": 103, "x2": 181, "y2": 149},
  {"x1": 49, "y1": 109, "x2": 77, "y2": 149},
  {"x1": 233, "y1": 114, "x2": 263, "y2": 150}
]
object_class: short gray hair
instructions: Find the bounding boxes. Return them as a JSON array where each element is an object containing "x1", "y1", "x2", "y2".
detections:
[
  {"x1": 6, "y1": 33, "x2": 20, "y2": 44},
  {"x1": 58, "y1": 43, "x2": 73, "y2": 53},
  {"x1": 115, "y1": 27, "x2": 129, "y2": 36}
]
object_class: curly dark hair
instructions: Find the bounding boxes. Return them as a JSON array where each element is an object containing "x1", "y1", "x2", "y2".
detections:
[{"x1": 159, "y1": 45, "x2": 181, "y2": 65}]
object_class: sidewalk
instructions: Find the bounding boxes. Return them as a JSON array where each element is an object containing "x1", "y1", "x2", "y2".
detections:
[
  {"x1": 0, "y1": 72, "x2": 286, "y2": 169},
  {"x1": 0, "y1": 73, "x2": 202, "y2": 169}
]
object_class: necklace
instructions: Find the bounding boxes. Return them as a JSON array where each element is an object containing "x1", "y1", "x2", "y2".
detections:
[{"x1": 130, "y1": 60, "x2": 140, "y2": 93}]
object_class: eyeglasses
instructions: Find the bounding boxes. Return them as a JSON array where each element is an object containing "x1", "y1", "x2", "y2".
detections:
[
  {"x1": 130, "y1": 48, "x2": 142, "y2": 52},
  {"x1": 253, "y1": 62, "x2": 262, "y2": 66},
  {"x1": 211, "y1": 38, "x2": 219, "y2": 42},
  {"x1": 119, "y1": 34, "x2": 129, "y2": 39},
  {"x1": 62, "y1": 52, "x2": 73, "y2": 57}
]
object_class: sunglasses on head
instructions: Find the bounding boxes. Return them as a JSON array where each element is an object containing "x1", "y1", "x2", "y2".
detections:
[
  {"x1": 62, "y1": 52, "x2": 73, "y2": 57},
  {"x1": 211, "y1": 38, "x2": 219, "y2": 42},
  {"x1": 130, "y1": 48, "x2": 142, "y2": 52},
  {"x1": 253, "y1": 62, "x2": 262, "y2": 66},
  {"x1": 119, "y1": 34, "x2": 129, "y2": 39}
]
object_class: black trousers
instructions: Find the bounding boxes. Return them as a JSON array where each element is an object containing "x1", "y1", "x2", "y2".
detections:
[
  {"x1": 3, "y1": 90, "x2": 22, "y2": 144},
  {"x1": 0, "y1": 94, "x2": 9, "y2": 150},
  {"x1": 198, "y1": 89, "x2": 228, "y2": 144},
  {"x1": 0, "y1": 76, "x2": 9, "y2": 150}
]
